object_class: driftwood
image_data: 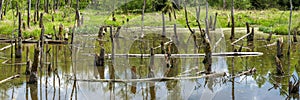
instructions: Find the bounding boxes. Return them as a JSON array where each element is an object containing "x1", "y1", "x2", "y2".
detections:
[
  {"x1": 0, "y1": 74, "x2": 20, "y2": 84},
  {"x1": 73, "y1": 72, "x2": 227, "y2": 83},
  {"x1": 105, "y1": 52, "x2": 263, "y2": 58},
  {"x1": 231, "y1": 32, "x2": 252, "y2": 45}
]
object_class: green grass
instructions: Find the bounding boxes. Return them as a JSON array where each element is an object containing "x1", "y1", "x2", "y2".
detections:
[{"x1": 1, "y1": 8, "x2": 300, "y2": 36}]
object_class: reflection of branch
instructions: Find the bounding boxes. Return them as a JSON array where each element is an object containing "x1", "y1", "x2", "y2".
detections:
[{"x1": 72, "y1": 72, "x2": 227, "y2": 83}]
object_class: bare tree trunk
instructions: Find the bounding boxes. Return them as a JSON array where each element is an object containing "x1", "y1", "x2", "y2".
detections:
[
  {"x1": 141, "y1": 0, "x2": 146, "y2": 37},
  {"x1": 27, "y1": 0, "x2": 31, "y2": 28},
  {"x1": 28, "y1": 47, "x2": 40, "y2": 84},
  {"x1": 205, "y1": 1, "x2": 210, "y2": 39},
  {"x1": 223, "y1": 0, "x2": 226, "y2": 9},
  {"x1": 44, "y1": 0, "x2": 49, "y2": 13},
  {"x1": 230, "y1": 0, "x2": 235, "y2": 40},
  {"x1": 287, "y1": 0, "x2": 292, "y2": 56},
  {"x1": 0, "y1": 0, "x2": 3, "y2": 20},
  {"x1": 16, "y1": 12, "x2": 22, "y2": 58},
  {"x1": 162, "y1": 12, "x2": 166, "y2": 37},
  {"x1": 75, "y1": 0, "x2": 80, "y2": 27}
]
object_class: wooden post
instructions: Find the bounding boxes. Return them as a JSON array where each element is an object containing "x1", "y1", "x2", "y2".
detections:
[
  {"x1": 28, "y1": 47, "x2": 40, "y2": 84},
  {"x1": 39, "y1": 13, "x2": 43, "y2": 28},
  {"x1": 16, "y1": 12, "x2": 22, "y2": 58},
  {"x1": 277, "y1": 38, "x2": 283, "y2": 58},
  {"x1": 27, "y1": 0, "x2": 31, "y2": 28},
  {"x1": 230, "y1": 0, "x2": 235, "y2": 40}
]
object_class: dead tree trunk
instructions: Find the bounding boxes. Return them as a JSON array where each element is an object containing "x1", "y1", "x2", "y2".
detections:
[
  {"x1": 75, "y1": 0, "x2": 80, "y2": 27},
  {"x1": 110, "y1": 26, "x2": 114, "y2": 62},
  {"x1": 0, "y1": 0, "x2": 3, "y2": 20},
  {"x1": 141, "y1": 0, "x2": 146, "y2": 37},
  {"x1": 293, "y1": 30, "x2": 298, "y2": 42},
  {"x1": 16, "y1": 12, "x2": 22, "y2": 58},
  {"x1": 44, "y1": 0, "x2": 49, "y2": 13},
  {"x1": 223, "y1": 0, "x2": 226, "y2": 9},
  {"x1": 95, "y1": 48, "x2": 105, "y2": 66},
  {"x1": 230, "y1": 0, "x2": 235, "y2": 40},
  {"x1": 28, "y1": 47, "x2": 40, "y2": 84},
  {"x1": 58, "y1": 24, "x2": 63, "y2": 40},
  {"x1": 287, "y1": 0, "x2": 292, "y2": 56},
  {"x1": 39, "y1": 13, "x2": 43, "y2": 28},
  {"x1": 25, "y1": 46, "x2": 31, "y2": 75},
  {"x1": 247, "y1": 27, "x2": 254, "y2": 43},
  {"x1": 212, "y1": 13, "x2": 218, "y2": 31},
  {"x1": 162, "y1": 12, "x2": 166, "y2": 37},
  {"x1": 205, "y1": 1, "x2": 210, "y2": 39},
  {"x1": 27, "y1": 0, "x2": 31, "y2": 28},
  {"x1": 275, "y1": 56, "x2": 284, "y2": 75},
  {"x1": 277, "y1": 38, "x2": 283, "y2": 58},
  {"x1": 174, "y1": 24, "x2": 179, "y2": 45},
  {"x1": 40, "y1": 26, "x2": 44, "y2": 68},
  {"x1": 202, "y1": 35, "x2": 212, "y2": 73}
]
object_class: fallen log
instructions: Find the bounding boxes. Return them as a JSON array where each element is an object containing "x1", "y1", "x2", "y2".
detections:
[
  {"x1": 72, "y1": 72, "x2": 227, "y2": 83},
  {"x1": 0, "y1": 38, "x2": 33, "y2": 51},
  {"x1": 105, "y1": 52, "x2": 263, "y2": 58},
  {"x1": 0, "y1": 40, "x2": 68, "y2": 44},
  {"x1": 0, "y1": 74, "x2": 20, "y2": 84}
]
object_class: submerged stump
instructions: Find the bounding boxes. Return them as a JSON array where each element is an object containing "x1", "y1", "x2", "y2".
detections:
[{"x1": 277, "y1": 38, "x2": 283, "y2": 58}]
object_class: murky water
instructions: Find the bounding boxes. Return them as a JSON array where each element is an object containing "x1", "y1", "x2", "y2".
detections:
[{"x1": 0, "y1": 28, "x2": 299, "y2": 100}]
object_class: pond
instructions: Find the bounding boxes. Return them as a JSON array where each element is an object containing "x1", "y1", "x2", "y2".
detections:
[{"x1": 0, "y1": 27, "x2": 299, "y2": 100}]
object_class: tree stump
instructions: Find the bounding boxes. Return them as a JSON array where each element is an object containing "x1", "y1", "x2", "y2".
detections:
[
  {"x1": 277, "y1": 38, "x2": 283, "y2": 57},
  {"x1": 28, "y1": 47, "x2": 40, "y2": 84}
]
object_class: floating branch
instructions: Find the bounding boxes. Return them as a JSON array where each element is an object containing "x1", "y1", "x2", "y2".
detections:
[
  {"x1": 0, "y1": 74, "x2": 20, "y2": 84},
  {"x1": 105, "y1": 52, "x2": 263, "y2": 58},
  {"x1": 72, "y1": 72, "x2": 227, "y2": 83}
]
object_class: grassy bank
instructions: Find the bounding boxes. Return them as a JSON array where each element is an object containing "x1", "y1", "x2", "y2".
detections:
[{"x1": 0, "y1": 8, "x2": 299, "y2": 37}]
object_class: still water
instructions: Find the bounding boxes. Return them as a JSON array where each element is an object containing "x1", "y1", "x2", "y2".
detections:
[{"x1": 0, "y1": 28, "x2": 299, "y2": 100}]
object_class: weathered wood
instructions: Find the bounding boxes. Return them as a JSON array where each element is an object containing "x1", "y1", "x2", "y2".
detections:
[
  {"x1": 39, "y1": 13, "x2": 43, "y2": 28},
  {"x1": 0, "y1": 74, "x2": 20, "y2": 84},
  {"x1": 267, "y1": 32, "x2": 273, "y2": 42},
  {"x1": 58, "y1": 24, "x2": 63, "y2": 40},
  {"x1": 277, "y1": 38, "x2": 283, "y2": 57},
  {"x1": 293, "y1": 30, "x2": 298, "y2": 42},
  {"x1": 105, "y1": 52, "x2": 263, "y2": 58},
  {"x1": 212, "y1": 13, "x2": 218, "y2": 31},
  {"x1": 16, "y1": 12, "x2": 22, "y2": 58},
  {"x1": 231, "y1": 32, "x2": 252, "y2": 45},
  {"x1": 95, "y1": 48, "x2": 105, "y2": 66},
  {"x1": 275, "y1": 56, "x2": 284, "y2": 75},
  {"x1": 0, "y1": 39, "x2": 68, "y2": 44},
  {"x1": 202, "y1": 35, "x2": 212, "y2": 73},
  {"x1": 231, "y1": 68, "x2": 256, "y2": 79},
  {"x1": 27, "y1": 0, "x2": 31, "y2": 28},
  {"x1": 162, "y1": 12, "x2": 166, "y2": 37},
  {"x1": 73, "y1": 72, "x2": 227, "y2": 83},
  {"x1": 247, "y1": 27, "x2": 254, "y2": 42},
  {"x1": 205, "y1": 1, "x2": 210, "y2": 39},
  {"x1": 230, "y1": 0, "x2": 235, "y2": 40},
  {"x1": 28, "y1": 47, "x2": 40, "y2": 84}
]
